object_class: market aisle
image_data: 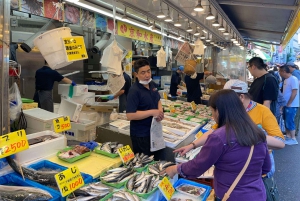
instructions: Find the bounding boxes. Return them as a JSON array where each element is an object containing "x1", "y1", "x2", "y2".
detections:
[{"x1": 274, "y1": 135, "x2": 300, "y2": 201}]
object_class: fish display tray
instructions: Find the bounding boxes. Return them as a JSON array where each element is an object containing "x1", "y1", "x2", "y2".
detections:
[
  {"x1": 57, "y1": 147, "x2": 92, "y2": 163},
  {"x1": 100, "y1": 190, "x2": 140, "y2": 201},
  {"x1": 94, "y1": 147, "x2": 119, "y2": 158},
  {"x1": 99, "y1": 171, "x2": 130, "y2": 189},
  {"x1": 159, "y1": 179, "x2": 212, "y2": 201},
  {"x1": 124, "y1": 177, "x2": 158, "y2": 199},
  {"x1": 27, "y1": 160, "x2": 93, "y2": 184},
  {"x1": 0, "y1": 173, "x2": 60, "y2": 201},
  {"x1": 125, "y1": 160, "x2": 155, "y2": 173}
]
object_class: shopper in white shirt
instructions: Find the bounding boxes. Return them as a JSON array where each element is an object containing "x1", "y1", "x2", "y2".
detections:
[{"x1": 279, "y1": 65, "x2": 299, "y2": 145}]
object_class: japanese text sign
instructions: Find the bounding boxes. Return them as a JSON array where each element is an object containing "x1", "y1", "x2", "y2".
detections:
[
  {"x1": 163, "y1": 92, "x2": 168, "y2": 100},
  {"x1": 117, "y1": 145, "x2": 135, "y2": 164},
  {"x1": 62, "y1": 36, "x2": 88, "y2": 62},
  {"x1": 0, "y1": 130, "x2": 29, "y2": 158},
  {"x1": 117, "y1": 21, "x2": 162, "y2": 45},
  {"x1": 53, "y1": 116, "x2": 71, "y2": 133},
  {"x1": 55, "y1": 166, "x2": 84, "y2": 197},
  {"x1": 158, "y1": 176, "x2": 175, "y2": 200}
]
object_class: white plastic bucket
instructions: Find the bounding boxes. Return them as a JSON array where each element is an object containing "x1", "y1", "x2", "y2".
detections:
[{"x1": 33, "y1": 27, "x2": 73, "y2": 69}]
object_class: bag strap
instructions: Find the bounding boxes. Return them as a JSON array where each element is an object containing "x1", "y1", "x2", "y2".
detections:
[{"x1": 222, "y1": 145, "x2": 254, "y2": 201}]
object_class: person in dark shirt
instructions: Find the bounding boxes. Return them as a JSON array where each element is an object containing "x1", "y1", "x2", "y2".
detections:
[
  {"x1": 33, "y1": 60, "x2": 75, "y2": 112},
  {"x1": 110, "y1": 63, "x2": 132, "y2": 113},
  {"x1": 185, "y1": 71, "x2": 211, "y2": 104},
  {"x1": 169, "y1": 66, "x2": 184, "y2": 97},
  {"x1": 248, "y1": 57, "x2": 278, "y2": 114},
  {"x1": 126, "y1": 59, "x2": 164, "y2": 160}
]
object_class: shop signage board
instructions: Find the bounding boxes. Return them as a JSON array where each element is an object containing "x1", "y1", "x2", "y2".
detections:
[
  {"x1": 53, "y1": 116, "x2": 71, "y2": 133},
  {"x1": 158, "y1": 176, "x2": 175, "y2": 200},
  {"x1": 62, "y1": 36, "x2": 88, "y2": 62},
  {"x1": 117, "y1": 145, "x2": 135, "y2": 164},
  {"x1": 117, "y1": 21, "x2": 162, "y2": 45},
  {"x1": 0, "y1": 130, "x2": 29, "y2": 158},
  {"x1": 55, "y1": 166, "x2": 85, "y2": 197}
]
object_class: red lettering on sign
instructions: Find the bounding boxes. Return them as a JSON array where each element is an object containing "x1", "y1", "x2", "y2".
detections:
[
  {"x1": 129, "y1": 27, "x2": 135, "y2": 38},
  {"x1": 144, "y1": 32, "x2": 148, "y2": 41},
  {"x1": 150, "y1": 34, "x2": 154, "y2": 43},
  {"x1": 136, "y1": 30, "x2": 142, "y2": 39}
]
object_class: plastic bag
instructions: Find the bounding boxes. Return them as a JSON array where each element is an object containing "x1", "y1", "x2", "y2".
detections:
[
  {"x1": 9, "y1": 83, "x2": 22, "y2": 121},
  {"x1": 150, "y1": 118, "x2": 165, "y2": 152}
]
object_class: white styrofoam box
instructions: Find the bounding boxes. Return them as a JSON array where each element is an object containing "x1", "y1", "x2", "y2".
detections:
[
  {"x1": 88, "y1": 85, "x2": 109, "y2": 91},
  {"x1": 63, "y1": 129, "x2": 90, "y2": 142},
  {"x1": 61, "y1": 92, "x2": 95, "y2": 105},
  {"x1": 15, "y1": 130, "x2": 67, "y2": 165},
  {"x1": 58, "y1": 99, "x2": 83, "y2": 122},
  {"x1": 53, "y1": 103, "x2": 60, "y2": 114},
  {"x1": 23, "y1": 108, "x2": 63, "y2": 133},
  {"x1": 58, "y1": 84, "x2": 88, "y2": 96},
  {"x1": 79, "y1": 111, "x2": 98, "y2": 121},
  {"x1": 89, "y1": 128, "x2": 97, "y2": 141},
  {"x1": 71, "y1": 118, "x2": 96, "y2": 131}
]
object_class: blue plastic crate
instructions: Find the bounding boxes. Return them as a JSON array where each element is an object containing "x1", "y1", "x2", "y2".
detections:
[
  {"x1": 28, "y1": 160, "x2": 93, "y2": 184},
  {"x1": 160, "y1": 178, "x2": 212, "y2": 201},
  {"x1": 0, "y1": 173, "x2": 60, "y2": 201}
]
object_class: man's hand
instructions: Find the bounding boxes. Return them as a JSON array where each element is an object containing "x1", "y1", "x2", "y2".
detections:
[
  {"x1": 204, "y1": 71, "x2": 212, "y2": 76},
  {"x1": 153, "y1": 110, "x2": 164, "y2": 121}
]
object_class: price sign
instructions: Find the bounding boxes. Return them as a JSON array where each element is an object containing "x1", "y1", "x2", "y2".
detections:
[
  {"x1": 55, "y1": 166, "x2": 84, "y2": 197},
  {"x1": 163, "y1": 92, "x2": 168, "y2": 100},
  {"x1": 62, "y1": 36, "x2": 88, "y2": 62},
  {"x1": 190, "y1": 101, "x2": 197, "y2": 111},
  {"x1": 169, "y1": 105, "x2": 175, "y2": 113},
  {"x1": 158, "y1": 176, "x2": 175, "y2": 200},
  {"x1": 53, "y1": 116, "x2": 71, "y2": 133},
  {"x1": 0, "y1": 130, "x2": 29, "y2": 158},
  {"x1": 117, "y1": 145, "x2": 135, "y2": 164}
]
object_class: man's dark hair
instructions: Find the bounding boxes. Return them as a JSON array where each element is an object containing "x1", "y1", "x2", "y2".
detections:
[
  {"x1": 279, "y1": 65, "x2": 291, "y2": 73},
  {"x1": 133, "y1": 59, "x2": 150, "y2": 73},
  {"x1": 273, "y1": 66, "x2": 278, "y2": 71},
  {"x1": 209, "y1": 89, "x2": 266, "y2": 146},
  {"x1": 249, "y1": 57, "x2": 267, "y2": 70}
]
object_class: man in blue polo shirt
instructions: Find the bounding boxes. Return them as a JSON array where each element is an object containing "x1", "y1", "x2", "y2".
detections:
[{"x1": 126, "y1": 59, "x2": 164, "y2": 160}]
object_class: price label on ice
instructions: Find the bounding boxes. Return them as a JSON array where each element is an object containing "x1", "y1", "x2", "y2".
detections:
[
  {"x1": 158, "y1": 176, "x2": 175, "y2": 200},
  {"x1": 55, "y1": 166, "x2": 84, "y2": 197},
  {"x1": 0, "y1": 129, "x2": 29, "y2": 158},
  {"x1": 53, "y1": 116, "x2": 71, "y2": 133},
  {"x1": 117, "y1": 145, "x2": 135, "y2": 164},
  {"x1": 190, "y1": 101, "x2": 197, "y2": 111}
]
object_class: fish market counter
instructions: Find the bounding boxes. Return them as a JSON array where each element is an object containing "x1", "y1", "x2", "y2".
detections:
[
  {"x1": 47, "y1": 152, "x2": 122, "y2": 179},
  {"x1": 96, "y1": 123, "x2": 198, "y2": 162}
]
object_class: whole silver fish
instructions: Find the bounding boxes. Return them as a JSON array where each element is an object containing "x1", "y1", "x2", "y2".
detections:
[{"x1": 0, "y1": 185, "x2": 53, "y2": 201}]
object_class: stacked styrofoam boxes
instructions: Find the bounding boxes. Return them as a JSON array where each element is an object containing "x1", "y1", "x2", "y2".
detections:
[
  {"x1": 161, "y1": 75, "x2": 171, "y2": 88},
  {"x1": 57, "y1": 99, "x2": 83, "y2": 122},
  {"x1": 58, "y1": 83, "x2": 95, "y2": 105},
  {"x1": 63, "y1": 118, "x2": 96, "y2": 142}
]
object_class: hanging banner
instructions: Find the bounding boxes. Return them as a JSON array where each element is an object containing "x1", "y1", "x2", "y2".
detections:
[{"x1": 117, "y1": 21, "x2": 162, "y2": 45}]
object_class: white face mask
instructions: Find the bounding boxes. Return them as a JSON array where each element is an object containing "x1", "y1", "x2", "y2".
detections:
[{"x1": 139, "y1": 78, "x2": 152, "y2": 85}]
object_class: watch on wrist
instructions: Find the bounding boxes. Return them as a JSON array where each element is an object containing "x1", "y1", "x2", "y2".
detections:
[{"x1": 191, "y1": 142, "x2": 196, "y2": 149}]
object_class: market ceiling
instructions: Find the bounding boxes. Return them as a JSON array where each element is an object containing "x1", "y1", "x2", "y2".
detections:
[{"x1": 77, "y1": 0, "x2": 298, "y2": 46}]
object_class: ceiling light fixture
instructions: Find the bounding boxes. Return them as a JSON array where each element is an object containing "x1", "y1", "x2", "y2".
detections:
[
  {"x1": 164, "y1": 6, "x2": 172, "y2": 22},
  {"x1": 187, "y1": 20, "x2": 193, "y2": 32},
  {"x1": 174, "y1": 13, "x2": 182, "y2": 26},
  {"x1": 206, "y1": 5, "x2": 215, "y2": 20},
  {"x1": 194, "y1": 0, "x2": 204, "y2": 12},
  {"x1": 230, "y1": 32, "x2": 236, "y2": 41},
  {"x1": 194, "y1": 27, "x2": 200, "y2": 36},
  {"x1": 200, "y1": 33, "x2": 205, "y2": 39},
  {"x1": 218, "y1": 18, "x2": 225, "y2": 31},
  {"x1": 223, "y1": 26, "x2": 229, "y2": 35},
  {"x1": 202, "y1": 29, "x2": 207, "y2": 33},
  {"x1": 212, "y1": 14, "x2": 220, "y2": 26},
  {"x1": 157, "y1": 0, "x2": 166, "y2": 18}
]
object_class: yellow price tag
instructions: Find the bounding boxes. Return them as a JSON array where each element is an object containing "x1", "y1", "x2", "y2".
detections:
[
  {"x1": 163, "y1": 92, "x2": 168, "y2": 100},
  {"x1": 196, "y1": 131, "x2": 204, "y2": 139},
  {"x1": 53, "y1": 116, "x2": 71, "y2": 133},
  {"x1": 169, "y1": 105, "x2": 175, "y2": 113},
  {"x1": 0, "y1": 130, "x2": 29, "y2": 159},
  {"x1": 55, "y1": 166, "x2": 85, "y2": 197},
  {"x1": 117, "y1": 145, "x2": 135, "y2": 164},
  {"x1": 190, "y1": 101, "x2": 197, "y2": 111},
  {"x1": 62, "y1": 36, "x2": 88, "y2": 62},
  {"x1": 158, "y1": 176, "x2": 175, "y2": 200}
]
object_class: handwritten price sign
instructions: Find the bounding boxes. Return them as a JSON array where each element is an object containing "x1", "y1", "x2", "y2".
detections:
[
  {"x1": 190, "y1": 101, "x2": 197, "y2": 111},
  {"x1": 53, "y1": 116, "x2": 71, "y2": 133},
  {"x1": 163, "y1": 92, "x2": 168, "y2": 100},
  {"x1": 55, "y1": 166, "x2": 84, "y2": 197},
  {"x1": 158, "y1": 176, "x2": 175, "y2": 200},
  {"x1": 0, "y1": 130, "x2": 29, "y2": 158},
  {"x1": 117, "y1": 145, "x2": 135, "y2": 164}
]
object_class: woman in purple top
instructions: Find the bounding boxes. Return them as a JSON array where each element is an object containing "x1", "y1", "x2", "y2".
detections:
[{"x1": 165, "y1": 90, "x2": 271, "y2": 201}]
